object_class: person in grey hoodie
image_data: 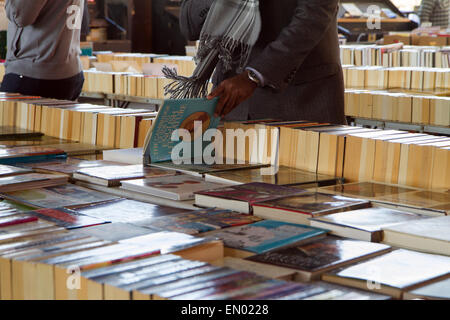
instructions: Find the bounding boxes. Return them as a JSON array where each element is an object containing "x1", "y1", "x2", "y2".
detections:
[{"x1": 1, "y1": 0, "x2": 86, "y2": 101}]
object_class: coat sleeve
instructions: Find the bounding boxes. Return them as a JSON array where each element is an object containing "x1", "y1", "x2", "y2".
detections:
[
  {"x1": 179, "y1": 0, "x2": 214, "y2": 41},
  {"x1": 247, "y1": 0, "x2": 340, "y2": 91},
  {"x1": 5, "y1": 0, "x2": 48, "y2": 27}
]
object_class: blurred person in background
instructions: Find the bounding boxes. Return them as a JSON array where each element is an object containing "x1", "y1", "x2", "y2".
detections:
[
  {"x1": 0, "y1": 0, "x2": 87, "y2": 100},
  {"x1": 418, "y1": 0, "x2": 450, "y2": 28}
]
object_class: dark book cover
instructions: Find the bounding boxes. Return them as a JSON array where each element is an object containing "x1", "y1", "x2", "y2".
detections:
[
  {"x1": 253, "y1": 192, "x2": 370, "y2": 216},
  {"x1": 0, "y1": 126, "x2": 43, "y2": 140},
  {"x1": 195, "y1": 182, "x2": 305, "y2": 204},
  {"x1": 248, "y1": 237, "x2": 391, "y2": 272}
]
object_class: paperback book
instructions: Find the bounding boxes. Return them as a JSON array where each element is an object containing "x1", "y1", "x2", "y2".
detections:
[
  {"x1": 0, "y1": 165, "x2": 32, "y2": 178},
  {"x1": 136, "y1": 208, "x2": 262, "y2": 235},
  {"x1": 0, "y1": 146, "x2": 67, "y2": 165},
  {"x1": 120, "y1": 174, "x2": 227, "y2": 201},
  {"x1": 194, "y1": 182, "x2": 306, "y2": 214},
  {"x1": 73, "y1": 164, "x2": 176, "y2": 187},
  {"x1": 19, "y1": 158, "x2": 121, "y2": 177},
  {"x1": 204, "y1": 166, "x2": 341, "y2": 187},
  {"x1": 247, "y1": 237, "x2": 392, "y2": 282},
  {"x1": 143, "y1": 98, "x2": 220, "y2": 164},
  {"x1": 382, "y1": 216, "x2": 450, "y2": 256},
  {"x1": 71, "y1": 199, "x2": 188, "y2": 223},
  {"x1": 27, "y1": 208, "x2": 110, "y2": 230},
  {"x1": 309, "y1": 207, "x2": 433, "y2": 242},
  {"x1": 2, "y1": 184, "x2": 120, "y2": 209},
  {"x1": 322, "y1": 249, "x2": 450, "y2": 299},
  {"x1": 203, "y1": 220, "x2": 328, "y2": 258},
  {"x1": 0, "y1": 173, "x2": 69, "y2": 192},
  {"x1": 252, "y1": 192, "x2": 370, "y2": 225}
]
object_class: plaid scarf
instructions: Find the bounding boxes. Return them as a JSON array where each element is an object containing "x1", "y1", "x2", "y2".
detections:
[{"x1": 163, "y1": 0, "x2": 261, "y2": 99}]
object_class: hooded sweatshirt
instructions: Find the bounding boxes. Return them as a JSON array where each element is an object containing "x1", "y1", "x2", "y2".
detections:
[{"x1": 5, "y1": 0, "x2": 84, "y2": 80}]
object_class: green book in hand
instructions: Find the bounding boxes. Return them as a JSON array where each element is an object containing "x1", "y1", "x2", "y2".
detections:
[{"x1": 143, "y1": 98, "x2": 220, "y2": 165}]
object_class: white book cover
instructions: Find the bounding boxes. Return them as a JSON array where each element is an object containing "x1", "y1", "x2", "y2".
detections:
[{"x1": 120, "y1": 174, "x2": 227, "y2": 201}]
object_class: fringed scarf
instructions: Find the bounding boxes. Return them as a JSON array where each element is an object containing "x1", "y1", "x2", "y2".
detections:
[{"x1": 162, "y1": 0, "x2": 261, "y2": 99}]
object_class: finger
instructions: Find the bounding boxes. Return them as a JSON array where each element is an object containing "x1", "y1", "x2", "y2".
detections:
[
  {"x1": 207, "y1": 85, "x2": 224, "y2": 100},
  {"x1": 214, "y1": 92, "x2": 231, "y2": 118}
]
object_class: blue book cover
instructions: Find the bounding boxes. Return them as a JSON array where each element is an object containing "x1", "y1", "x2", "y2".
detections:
[
  {"x1": 143, "y1": 98, "x2": 220, "y2": 164},
  {"x1": 211, "y1": 220, "x2": 329, "y2": 254}
]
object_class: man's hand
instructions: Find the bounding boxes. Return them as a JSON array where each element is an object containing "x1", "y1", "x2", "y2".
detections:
[{"x1": 208, "y1": 71, "x2": 257, "y2": 118}]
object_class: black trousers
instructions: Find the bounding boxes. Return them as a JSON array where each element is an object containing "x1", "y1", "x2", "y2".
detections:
[{"x1": 0, "y1": 72, "x2": 85, "y2": 101}]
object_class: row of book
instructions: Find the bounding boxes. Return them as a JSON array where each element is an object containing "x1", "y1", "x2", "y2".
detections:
[
  {"x1": 0, "y1": 157, "x2": 449, "y2": 300},
  {"x1": 340, "y1": 44, "x2": 450, "y2": 68},
  {"x1": 219, "y1": 120, "x2": 450, "y2": 190},
  {"x1": 95, "y1": 53, "x2": 196, "y2": 78},
  {"x1": 82, "y1": 70, "x2": 174, "y2": 99},
  {"x1": 0, "y1": 95, "x2": 155, "y2": 149},
  {"x1": 345, "y1": 89, "x2": 450, "y2": 126},
  {"x1": 343, "y1": 66, "x2": 450, "y2": 90}
]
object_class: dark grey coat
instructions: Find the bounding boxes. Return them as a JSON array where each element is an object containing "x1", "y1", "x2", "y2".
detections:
[{"x1": 180, "y1": 0, "x2": 346, "y2": 124}]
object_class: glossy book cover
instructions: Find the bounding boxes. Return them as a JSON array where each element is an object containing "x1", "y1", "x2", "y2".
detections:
[
  {"x1": 195, "y1": 182, "x2": 305, "y2": 204},
  {"x1": 3, "y1": 184, "x2": 119, "y2": 208},
  {"x1": 139, "y1": 208, "x2": 262, "y2": 235},
  {"x1": 319, "y1": 182, "x2": 417, "y2": 199},
  {"x1": 311, "y1": 207, "x2": 432, "y2": 232},
  {"x1": 209, "y1": 220, "x2": 327, "y2": 254},
  {"x1": 143, "y1": 98, "x2": 220, "y2": 164},
  {"x1": 28, "y1": 208, "x2": 109, "y2": 229},
  {"x1": 253, "y1": 192, "x2": 369, "y2": 216},
  {"x1": 248, "y1": 237, "x2": 391, "y2": 272}
]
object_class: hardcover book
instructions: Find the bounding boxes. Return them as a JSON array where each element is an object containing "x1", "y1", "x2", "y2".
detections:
[
  {"x1": 204, "y1": 220, "x2": 328, "y2": 258},
  {"x1": 120, "y1": 174, "x2": 227, "y2": 201},
  {"x1": 322, "y1": 249, "x2": 450, "y2": 299},
  {"x1": 194, "y1": 182, "x2": 306, "y2": 214},
  {"x1": 252, "y1": 192, "x2": 370, "y2": 225},
  {"x1": 247, "y1": 237, "x2": 392, "y2": 281},
  {"x1": 143, "y1": 98, "x2": 220, "y2": 164},
  {"x1": 3, "y1": 184, "x2": 120, "y2": 209},
  {"x1": 27, "y1": 208, "x2": 109, "y2": 230},
  {"x1": 309, "y1": 207, "x2": 433, "y2": 242},
  {"x1": 73, "y1": 164, "x2": 176, "y2": 187}
]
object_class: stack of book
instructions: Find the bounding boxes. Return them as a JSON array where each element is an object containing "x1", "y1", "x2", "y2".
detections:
[{"x1": 0, "y1": 96, "x2": 158, "y2": 148}]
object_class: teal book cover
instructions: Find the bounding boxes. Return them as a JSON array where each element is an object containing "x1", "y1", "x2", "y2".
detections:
[
  {"x1": 143, "y1": 98, "x2": 220, "y2": 164},
  {"x1": 212, "y1": 220, "x2": 329, "y2": 254}
]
